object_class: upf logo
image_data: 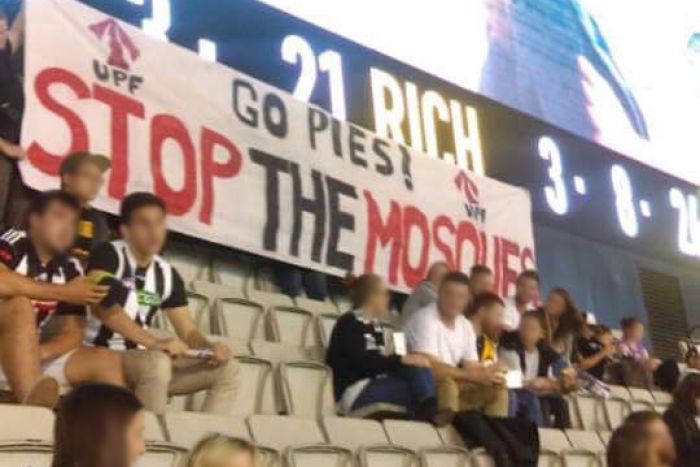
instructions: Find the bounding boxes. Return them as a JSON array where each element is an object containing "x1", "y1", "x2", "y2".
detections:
[
  {"x1": 454, "y1": 171, "x2": 486, "y2": 223},
  {"x1": 89, "y1": 18, "x2": 144, "y2": 94}
]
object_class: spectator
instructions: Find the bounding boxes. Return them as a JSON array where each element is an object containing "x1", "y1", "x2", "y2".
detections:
[
  {"x1": 186, "y1": 435, "x2": 258, "y2": 467},
  {"x1": 623, "y1": 411, "x2": 676, "y2": 466},
  {"x1": 59, "y1": 151, "x2": 112, "y2": 265},
  {"x1": 274, "y1": 264, "x2": 328, "y2": 301},
  {"x1": 619, "y1": 317, "x2": 661, "y2": 372},
  {"x1": 663, "y1": 374, "x2": 700, "y2": 467},
  {"x1": 0, "y1": 191, "x2": 120, "y2": 408},
  {"x1": 401, "y1": 261, "x2": 449, "y2": 321},
  {"x1": 325, "y1": 274, "x2": 443, "y2": 423},
  {"x1": 575, "y1": 324, "x2": 617, "y2": 380},
  {"x1": 469, "y1": 264, "x2": 494, "y2": 296},
  {"x1": 499, "y1": 311, "x2": 572, "y2": 428},
  {"x1": 467, "y1": 292, "x2": 505, "y2": 364},
  {"x1": 540, "y1": 288, "x2": 583, "y2": 365},
  {"x1": 52, "y1": 384, "x2": 146, "y2": 467},
  {"x1": 403, "y1": 272, "x2": 508, "y2": 417},
  {"x1": 86, "y1": 192, "x2": 239, "y2": 415},
  {"x1": 503, "y1": 270, "x2": 540, "y2": 330},
  {"x1": 0, "y1": 4, "x2": 30, "y2": 230},
  {"x1": 607, "y1": 422, "x2": 670, "y2": 467},
  {"x1": 682, "y1": 345, "x2": 700, "y2": 377}
]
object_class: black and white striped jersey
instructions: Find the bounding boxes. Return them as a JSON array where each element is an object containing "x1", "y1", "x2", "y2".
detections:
[
  {"x1": 0, "y1": 229, "x2": 86, "y2": 328},
  {"x1": 85, "y1": 240, "x2": 187, "y2": 350}
]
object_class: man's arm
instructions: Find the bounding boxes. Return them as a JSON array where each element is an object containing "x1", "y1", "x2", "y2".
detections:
[
  {"x1": 39, "y1": 315, "x2": 85, "y2": 362},
  {"x1": 0, "y1": 268, "x2": 107, "y2": 304},
  {"x1": 166, "y1": 306, "x2": 231, "y2": 363},
  {"x1": 92, "y1": 303, "x2": 170, "y2": 351},
  {"x1": 415, "y1": 352, "x2": 500, "y2": 384}
]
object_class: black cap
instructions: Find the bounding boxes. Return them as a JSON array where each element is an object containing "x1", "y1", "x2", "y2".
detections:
[{"x1": 59, "y1": 151, "x2": 111, "y2": 176}]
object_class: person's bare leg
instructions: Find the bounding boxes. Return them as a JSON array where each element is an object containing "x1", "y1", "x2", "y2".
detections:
[
  {"x1": 0, "y1": 297, "x2": 42, "y2": 401},
  {"x1": 64, "y1": 346, "x2": 126, "y2": 387}
]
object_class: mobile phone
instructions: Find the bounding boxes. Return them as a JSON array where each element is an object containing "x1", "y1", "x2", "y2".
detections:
[
  {"x1": 505, "y1": 369, "x2": 524, "y2": 389},
  {"x1": 184, "y1": 348, "x2": 214, "y2": 359}
]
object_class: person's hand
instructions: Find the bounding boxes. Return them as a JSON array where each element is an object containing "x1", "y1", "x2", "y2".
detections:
[
  {"x1": 61, "y1": 276, "x2": 109, "y2": 305},
  {"x1": 526, "y1": 377, "x2": 552, "y2": 392},
  {"x1": 0, "y1": 142, "x2": 26, "y2": 160},
  {"x1": 401, "y1": 353, "x2": 431, "y2": 368},
  {"x1": 483, "y1": 366, "x2": 506, "y2": 386},
  {"x1": 209, "y1": 342, "x2": 232, "y2": 365},
  {"x1": 150, "y1": 338, "x2": 189, "y2": 358}
]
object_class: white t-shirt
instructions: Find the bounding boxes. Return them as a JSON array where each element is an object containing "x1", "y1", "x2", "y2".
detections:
[
  {"x1": 403, "y1": 303, "x2": 478, "y2": 367},
  {"x1": 503, "y1": 296, "x2": 522, "y2": 330}
]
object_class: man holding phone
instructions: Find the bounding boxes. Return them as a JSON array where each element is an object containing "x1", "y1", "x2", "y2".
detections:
[{"x1": 85, "y1": 192, "x2": 240, "y2": 415}]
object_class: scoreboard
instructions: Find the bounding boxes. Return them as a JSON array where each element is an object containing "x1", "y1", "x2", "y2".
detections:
[{"x1": 79, "y1": 0, "x2": 700, "y2": 266}]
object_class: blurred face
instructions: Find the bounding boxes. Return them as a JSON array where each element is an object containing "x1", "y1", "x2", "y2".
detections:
[
  {"x1": 481, "y1": 303, "x2": 505, "y2": 337},
  {"x1": 62, "y1": 162, "x2": 105, "y2": 204},
  {"x1": 626, "y1": 323, "x2": 645, "y2": 342},
  {"x1": 30, "y1": 202, "x2": 79, "y2": 254},
  {"x1": 645, "y1": 419, "x2": 676, "y2": 465},
  {"x1": 544, "y1": 292, "x2": 567, "y2": 318},
  {"x1": 428, "y1": 263, "x2": 449, "y2": 287},
  {"x1": 519, "y1": 316, "x2": 543, "y2": 348},
  {"x1": 365, "y1": 280, "x2": 390, "y2": 317},
  {"x1": 598, "y1": 332, "x2": 614, "y2": 348},
  {"x1": 516, "y1": 277, "x2": 539, "y2": 303},
  {"x1": 437, "y1": 281, "x2": 471, "y2": 319},
  {"x1": 121, "y1": 205, "x2": 167, "y2": 256},
  {"x1": 126, "y1": 411, "x2": 146, "y2": 466},
  {"x1": 470, "y1": 273, "x2": 494, "y2": 295}
]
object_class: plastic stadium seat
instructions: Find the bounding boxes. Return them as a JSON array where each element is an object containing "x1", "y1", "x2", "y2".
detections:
[
  {"x1": 382, "y1": 420, "x2": 470, "y2": 467},
  {"x1": 603, "y1": 397, "x2": 631, "y2": 430},
  {"x1": 191, "y1": 280, "x2": 246, "y2": 302},
  {"x1": 539, "y1": 428, "x2": 571, "y2": 452},
  {"x1": 322, "y1": 417, "x2": 389, "y2": 450},
  {"x1": 163, "y1": 246, "x2": 211, "y2": 285},
  {"x1": 268, "y1": 307, "x2": 315, "y2": 347},
  {"x1": 650, "y1": 390, "x2": 672, "y2": 404},
  {"x1": 539, "y1": 428, "x2": 601, "y2": 467},
  {"x1": 654, "y1": 402, "x2": 671, "y2": 414},
  {"x1": 292, "y1": 296, "x2": 336, "y2": 315},
  {"x1": 317, "y1": 313, "x2": 340, "y2": 348},
  {"x1": 279, "y1": 361, "x2": 335, "y2": 418},
  {"x1": 207, "y1": 334, "x2": 251, "y2": 357},
  {"x1": 248, "y1": 415, "x2": 353, "y2": 467},
  {"x1": 212, "y1": 298, "x2": 266, "y2": 341},
  {"x1": 138, "y1": 412, "x2": 187, "y2": 467},
  {"x1": 248, "y1": 289, "x2": 295, "y2": 309},
  {"x1": 190, "y1": 356, "x2": 277, "y2": 416},
  {"x1": 332, "y1": 295, "x2": 353, "y2": 314},
  {"x1": 608, "y1": 385, "x2": 630, "y2": 400},
  {"x1": 0, "y1": 405, "x2": 54, "y2": 467},
  {"x1": 565, "y1": 395, "x2": 583, "y2": 430},
  {"x1": 597, "y1": 431, "x2": 612, "y2": 446},
  {"x1": 574, "y1": 394, "x2": 609, "y2": 431},
  {"x1": 629, "y1": 399, "x2": 655, "y2": 413},
  {"x1": 565, "y1": 429, "x2": 606, "y2": 455},
  {"x1": 151, "y1": 291, "x2": 210, "y2": 333},
  {"x1": 436, "y1": 425, "x2": 466, "y2": 448},
  {"x1": 0, "y1": 405, "x2": 54, "y2": 443},
  {"x1": 164, "y1": 412, "x2": 250, "y2": 448},
  {"x1": 252, "y1": 267, "x2": 282, "y2": 294},
  {"x1": 250, "y1": 339, "x2": 309, "y2": 363},
  {"x1": 212, "y1": 257, "x2": 250, "y2": 291},
  {"x1": 627, "y1": 387, "x2": 654, "y2": 404}
]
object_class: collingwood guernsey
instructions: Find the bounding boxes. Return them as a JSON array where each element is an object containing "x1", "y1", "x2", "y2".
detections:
[{"x1": 85, "y1": 240, "x2": 187, "y2": 350}]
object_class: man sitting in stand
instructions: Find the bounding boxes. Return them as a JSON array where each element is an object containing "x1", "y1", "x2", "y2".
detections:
[
  {"x1": 86, "y1": 192, "x2": 240, "y2": 415},
  {"x1": 0, "y1": 191, "x2": 121, "y2": 407},
  {"x1": 403, "y1": 271, "x2": 508, "y2": 418}
]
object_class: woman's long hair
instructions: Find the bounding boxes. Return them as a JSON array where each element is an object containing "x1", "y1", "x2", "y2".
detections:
[
  {"x1": 52, "y1": 384, "x2": 143, "y2": 467},
  {"x1": 186, "y1": 434, "x2": 258, "y2": 467},
  {"x1": 545, "y1": 287, "x2": 583, "y2": 342}
]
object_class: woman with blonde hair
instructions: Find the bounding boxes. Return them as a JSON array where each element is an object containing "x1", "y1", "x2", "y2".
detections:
[{"x1": 186, "y1": 434, "x2": 258, "y2": 467}]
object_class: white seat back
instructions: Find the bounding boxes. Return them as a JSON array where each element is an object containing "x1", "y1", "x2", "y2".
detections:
[
  {"x1": 295, "y1": 297, "x2": 337, "y2": 315},
  {"x1": 247, "y1": 415, "x2": 324, "y2": 451},
  {"x1": 322, "y1": 417, "x2": 389, "y2": 450},
  {"x1": 214, "y1": 298, "x2": 266, "y2": 341},
  {"x1": 212, "y1": 258, "x2": 250, "y2": 291},
  {"x1": 165, "y1": 412, "x2": 249, "y2": 449},
  {"x1": 280, "y1": 361, "x2": 335, "y2": 418},
  {"x1": 317, "y1": 313, "x2": 339, "y2": 348},
  {"x1": 268, "y1": 307, "x2": 315, "y2": 347},
  {"x1": 163, "y1": 247, "x2": 210, "y2": 284},
  {"x1": 0, "y1": 405, "x2": 54, "y2": 443},
  {"x1": 250, "y1": 340, "x2": 308, "y2": 363}
]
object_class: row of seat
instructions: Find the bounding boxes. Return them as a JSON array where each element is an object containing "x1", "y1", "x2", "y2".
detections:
[{"x1": 0, "y1": 404, "x2": 623, "y2": 467}]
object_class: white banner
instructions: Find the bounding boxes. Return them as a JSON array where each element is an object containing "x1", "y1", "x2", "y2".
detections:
[{"x1": 21, "y1": 0, "x2": 535, "y2": 294}]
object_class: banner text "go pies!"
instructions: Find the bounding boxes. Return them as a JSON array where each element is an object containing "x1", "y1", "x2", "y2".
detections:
[{"x1": 21, "y1": 0, "x2": 535, "y2": 294}]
